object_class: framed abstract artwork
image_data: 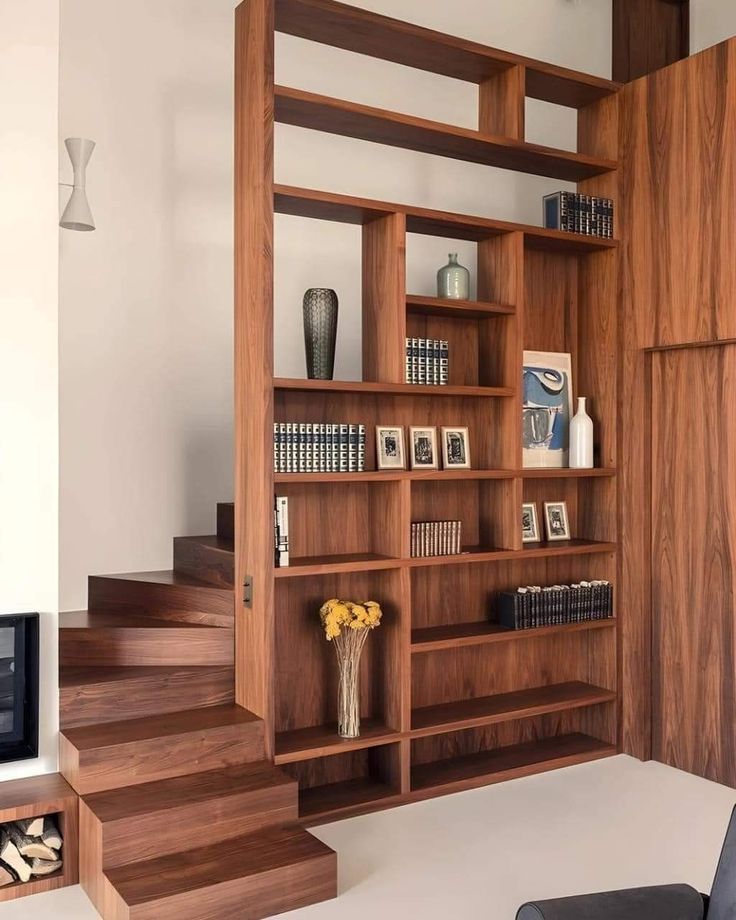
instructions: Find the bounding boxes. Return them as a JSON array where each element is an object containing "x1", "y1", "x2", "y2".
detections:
[{"x1": 522, "y1": 351, "x2": 573, "y2": 468}]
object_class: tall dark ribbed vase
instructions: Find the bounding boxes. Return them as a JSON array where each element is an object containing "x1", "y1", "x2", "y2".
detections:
[{"x1": 303, "y1": 288, "x2": 338, "y2": 380}]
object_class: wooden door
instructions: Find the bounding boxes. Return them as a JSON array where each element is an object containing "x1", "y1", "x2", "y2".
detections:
[{"x1": 651, "y1": 344, "x2": 736, "y2": 785}]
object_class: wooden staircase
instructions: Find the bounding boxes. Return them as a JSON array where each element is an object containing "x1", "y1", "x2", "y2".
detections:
[{"x1": 59, "y1": 506, "x2": 336, "y2": 919}]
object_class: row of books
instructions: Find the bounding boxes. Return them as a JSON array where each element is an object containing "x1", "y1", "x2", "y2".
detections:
[
  {"x1": 543, "y1": 192, "x2": 614, "y2": 239},
  {"x1": 274, "y1": 495, "x2": 289, "y2": 567},
  {"x1": 273, "y1": 423, "x2": 366, "y2": 473},
  {"x1": 497, "y1": 581, "x2": 614, "y2": 630},
  {"x1": 411, "y1": 520, "x2": 462, "y2": 558},
  {"x1": 405, "y1": 338, "x2": 449, "y2": 386}
]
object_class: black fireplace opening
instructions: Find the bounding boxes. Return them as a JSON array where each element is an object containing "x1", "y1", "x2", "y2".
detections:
[{"x1": 0, "y1": 614, "x2": 39, "y2": 763}]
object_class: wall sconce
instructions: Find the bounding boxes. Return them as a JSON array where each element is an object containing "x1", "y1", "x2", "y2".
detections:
[{"x1": 60, "y1": 138, "x2": 95, "y2": 232}]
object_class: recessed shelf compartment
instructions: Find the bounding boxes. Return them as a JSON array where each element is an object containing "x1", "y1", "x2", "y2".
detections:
[
  {"x1": 274, "y1": 86, "x2": 617, "y2": 181},
  {"x1": 411, "y1": 732, "x2": 616, "y2": 796},
  {"x1": 411, "y1": 617, "x2": 615, "y2": 653},
  {"x1": 275, "y1": 719, "x2": 400, "y2": 764},
  {"x1": 281, "y1": 743, "x2": 402, "y2": 823},
  {"x1": 411, "y1": 681, "x2": 616, "y2": 738}
]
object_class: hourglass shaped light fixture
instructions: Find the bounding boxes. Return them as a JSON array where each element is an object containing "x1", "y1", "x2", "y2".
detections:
[{"x1": 59, "y1": 138, "x2": 96, "y2": 232}]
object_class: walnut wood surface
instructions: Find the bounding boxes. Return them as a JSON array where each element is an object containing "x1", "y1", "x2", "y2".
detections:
[
  {"x1": 410, "y1": 618, "x2": 615, "y2": 653},
  {"x1": 275, "y1": 0, "x2": 619, "y2": 107},
  {"x1": 173, "y1": 536, "x2": 235, "y2": 589}
]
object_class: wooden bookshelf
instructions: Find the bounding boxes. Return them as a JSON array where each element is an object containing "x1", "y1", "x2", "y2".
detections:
[{"x1": 236, "y1": 0, "x2": 620, "y2": 823}]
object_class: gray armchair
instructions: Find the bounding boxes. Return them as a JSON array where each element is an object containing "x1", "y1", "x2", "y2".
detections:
[{"x1": 516, "y1": 806, "x2": 736, "y2": 920}]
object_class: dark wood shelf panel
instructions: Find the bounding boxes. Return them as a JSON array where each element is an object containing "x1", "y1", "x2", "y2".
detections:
[
  {"x1": 274, "y1": 469, "x2": 517, "y2": 483},
  {"x1": 275, "y1": 0, "x2": 620, "y2": 108},
  {"x1": 274, "y1": 185, "x2": 619, "y2": 251},
  {"x1": 411, "y1": 618, "x2": 616, "y2": 653},
  {"x1": 411, "y1": 733, "x2": 617, "y2": 795},
  {"x1": 275, "y1": 86, "x2": 617, "y2": 182},
  {"x1": 275, "y1": 720, "x2": 400, "y2": 764},
  {"x1": 522, "y1": 468, "x2": 617, "y2": 479},
  {"x1": 274, "y1": 552, "x2": 403, "y2": 578},
  {"x1": 411, "y1": 681, "x2": 616, "y2": 738},
  {"x1": 408, "y1": 539, "x2": 617, "y2": 570},
  {"x1": 274, "y1": 377, "x2": 515, "y2": 398},
  {"x1": 406, "y1": 294, "x2": 515, "y2": 319},
  {"x1": 299, "y1": 777, "x2": 399, "y2": 822}
]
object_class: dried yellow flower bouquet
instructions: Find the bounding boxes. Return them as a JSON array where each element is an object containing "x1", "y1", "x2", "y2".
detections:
[{"x1": 319, "y1": 599, "x2": 383, "y2": 739}]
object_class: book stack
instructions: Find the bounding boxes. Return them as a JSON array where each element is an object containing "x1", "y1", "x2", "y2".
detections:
[
  {"x1": 405, "y1": 338, "x2": 449, "y2": 385},
  {"x1": 273, "y1": 423, "x2": 366, "y2": 473},
  {"x1": 543, "y1": 192, "x2": 614, "y2": 239},
  {"x1": 410, "y1": 520, "x2": 462, "y2": 558},
  {"x1": 274, "y1": 495, "x2": 289, "y2": 567},
  {"x1": 497, "y1": 580, "x2": 614, "y2": 630}
]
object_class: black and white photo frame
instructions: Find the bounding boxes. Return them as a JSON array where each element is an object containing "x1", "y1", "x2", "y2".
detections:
[
  {"x1": 409, "y1": 426, "x2": 438, "y2": 470},
  {"x1": 521, "y1": 502, "x2": 541, "y2": 543},
  {"x1": 544, "y1": 501, "x2": 571, "y2": 541},
  {"x1": 441, "y1": 427, "x2": 471, "y2": 470},
  {"x1": 376, "y1": 426, "x2": 406, "y2": 470}
]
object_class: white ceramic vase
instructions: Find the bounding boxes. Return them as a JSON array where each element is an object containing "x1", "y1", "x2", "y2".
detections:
[{"x1": 569, "y1": 396, "x2": 594, "y2": 469}]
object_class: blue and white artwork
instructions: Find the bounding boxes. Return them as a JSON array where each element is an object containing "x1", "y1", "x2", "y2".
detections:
[{"x1": 522, "y1": 351, "x2": 573, "y2": 468}]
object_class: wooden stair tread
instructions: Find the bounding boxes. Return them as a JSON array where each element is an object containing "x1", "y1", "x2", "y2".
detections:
[
  {"x1": 83, "y1": 762, "x2": 293, "y2": 823},
  {"x1": 60, "y1": 611, "x2": 217, "y2": 630},
  {"x1": 106, "y1": 825, "x2": 335, "y2": 905},
  {"x1": 60, "y1": 665, "x2": 232, "y2": 687},
  {"x1": 62, "y1": 704, "x2": 258, "y2": 751},
  {"x1": 95, "y1": 569, "x2": 231, "y2": 591},
  {"x1": 174, "y1": 535, "x2": 234, "y2": 553}
]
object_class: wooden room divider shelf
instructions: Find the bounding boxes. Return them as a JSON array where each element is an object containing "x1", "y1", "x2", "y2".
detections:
[{"x1": 236, "y1": 0, "x2": 621, "y2": 826}]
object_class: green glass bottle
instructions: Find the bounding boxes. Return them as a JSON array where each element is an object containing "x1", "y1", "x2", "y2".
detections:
[{"x1": 437, "y1": 253, "x2": 470, "y2": 300}]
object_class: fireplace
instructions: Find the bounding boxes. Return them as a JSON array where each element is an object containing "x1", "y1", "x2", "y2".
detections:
[{"x1": 0, "y1": 615, "x2": 39, "y2": 763}]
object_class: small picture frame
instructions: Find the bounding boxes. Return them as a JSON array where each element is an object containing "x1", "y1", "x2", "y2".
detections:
[
  {"x1": 521, "y1": 502, "x2": 541, "y2": 543},
  {"x1": 376, "y1": 426, "x2": 406, "y2": 470},
  {"x1": 544, "y1": 501, "x2": 571, "y2": 541},
  {"x1": 409, "y1": 427, "x2": 438, "y2": 470},
  {"x1": 441, "y1": 427, "x2": 471, "y2": 469}
]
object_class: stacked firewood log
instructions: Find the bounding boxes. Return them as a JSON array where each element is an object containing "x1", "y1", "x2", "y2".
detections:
[{"x1": 0, "y1": 816, "x2": 63, "y2": 884}]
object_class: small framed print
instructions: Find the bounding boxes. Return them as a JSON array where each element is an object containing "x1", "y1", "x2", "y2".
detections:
[
  {"x1": 521, "y1": 502, "x2": 541, "y2": 543},
  {"x1": 376, "y1": 426, "x2": 406, "y2": 470},
  {"x1": 409, "y1": 427, "x2": 438, "y2": 470},
  {"x1": 441, "y1": 427, "x2": 471, "y2": 469},
  {"x1": 544, "y1": 501, "x2": 571, "y2": 541}
]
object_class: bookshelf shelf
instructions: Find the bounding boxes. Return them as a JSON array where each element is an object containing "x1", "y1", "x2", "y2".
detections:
[
  {"x1": 275, "y1": 720, "x2": 399, "y2": 764},
  {"x1": 410, "y1": 681, "x2": 616, "y2": 738},
  {"x1": 275, "y1": 86, "x2": 617, "y2": 181},
  {"x1": 237, "y1": 0, "x2": 621, "y2": 825},
  {"x1": 410, "y1": 734, "x2": 617, "y2": 796},
  {"x1": 410, "y1": 618, "x2": 616, "y2": 653},
  {"x1": 273, "y1": 378, "x2": 515, "y2": 398}
]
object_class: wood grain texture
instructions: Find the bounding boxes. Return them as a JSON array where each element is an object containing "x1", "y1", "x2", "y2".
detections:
[
  {"x1": 363, "y1": 213, "x2": 406, "y2": 383},
  {"x1": 479, "y1": 65, "x2": 525, "y2": 139},
  {"x1": 275, "y1": 86, "x2": 617, "y2": 181},
  {"x1": 274, "y1": 0, "x2": 619, "y2": 107},
  {"x1": 651, "y1": 346, "x2": 736, "y2": 784},
  {"x1": 173, "y1": 536, "x2": 235, "y2": 589},
  {"x1": 235, "y1": 0, "x2": 275, "y2": 747},
  {"x1": 619, "y1": 40, "x2": 736, "y2": 761},
  {"x1": 613, "y1": 0, "x2": 688, "y2": 83},
  {"x1": 60, "y1": 705, "x2": 264, "y2": 795},
  {"x1": 60, "y1": 666, "x2": 235, "y2": 729}
]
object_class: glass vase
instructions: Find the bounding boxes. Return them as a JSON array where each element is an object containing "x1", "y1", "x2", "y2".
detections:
[
  {"x1": 336, "y1": 652, "x2": 361, "y2": 738},
  {"x1": 437, "y1": 253, "x2": 470, "y2": 300},
  {"x1": 303, "y1": 288, "x2": 338, "y2": 380}
]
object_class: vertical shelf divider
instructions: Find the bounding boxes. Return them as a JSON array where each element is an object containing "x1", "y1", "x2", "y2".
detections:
[
  {"x1": 478, "y1": 64, "x2": 526, "y2": 140},
  {"x1": 362, "y1": 212, "x2": 407, "y2": 383}
]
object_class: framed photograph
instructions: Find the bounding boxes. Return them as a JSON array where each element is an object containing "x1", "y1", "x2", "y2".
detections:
[
  {"x1": 523, "y1": 351, "x2": 573, "y2": 469},
  {"x1": 521, "y1": 502, "x2": 541, "y2": 543},
  {"x1": 409, "y1": 427, "x2": 438, "y2": 470},
  {"x1": 544, "y1": 501, "x2": 571, "y2": 542},
  {"x1": 441, "y1": 427, "x2": 471, "y2": 469},
  {"x1": 376, "y1": 426, "x2": 406, "y2": 470}
]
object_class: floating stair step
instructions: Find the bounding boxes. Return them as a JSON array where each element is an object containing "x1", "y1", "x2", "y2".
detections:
[
  {"x1": 104, "y1": 825, "x2": 336, "y2": 920},
  {"x1": 173, "y1": 536, "x2": 234, "y2": 589},
  {"x1": 59, "y1": 611, "x2": 234, "y2": 667},
  {"x1": 80, "y1": 763, "x2": 298, "y2": 910},
  {"x1": 88, "y1": 570, "x2": 233, "y2": 627},
  {"x1": 60, "y1": 666, "x2": 235, "y2": 729},
  {"x1": 60, "y1": 704, "x2": 264, "y2": 795}
]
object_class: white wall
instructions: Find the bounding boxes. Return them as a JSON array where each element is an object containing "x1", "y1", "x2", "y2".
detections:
[
  {"x1": 59, "y1": 0, "x2": 611, "y2": 610},
  {"x1": 691, "y1": 0, "x2": 736, "y2": 53},
  {"x1": 0, "y1": 0, "x2": 60, "y2": 777}
]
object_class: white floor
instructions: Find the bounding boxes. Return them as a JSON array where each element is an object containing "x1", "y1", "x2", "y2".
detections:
[{"x1": 4, "y1": 755, "x2": 733, "y2": 919}]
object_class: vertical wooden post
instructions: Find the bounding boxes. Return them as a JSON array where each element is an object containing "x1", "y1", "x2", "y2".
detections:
[
  {"x1": 234, "y1": 0, "x2": 275, "y2": 754},
  {"x1": 478, "y1": 65, "x2": 526, "y2": 139},
  {"x1": 362, "y1": 212, "x2": 407, "y2": 384}
]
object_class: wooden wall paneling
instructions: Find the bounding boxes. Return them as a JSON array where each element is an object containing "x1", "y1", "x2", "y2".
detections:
[
  {"x1": 650, "y1": 345, "x2": 736, "y2": 785},
  {"x1": 612, "y1": 0, "x2": 689, "y2": 84},
  {"x1": 478, "y1": 65, "x2": 526, "y2": 140},
  {"x1": 235, "y1": 0, "x2": 275, "y2": 749},
  {"x1": 363, "y1": 212, "x2": 407, "y2": 383}
]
